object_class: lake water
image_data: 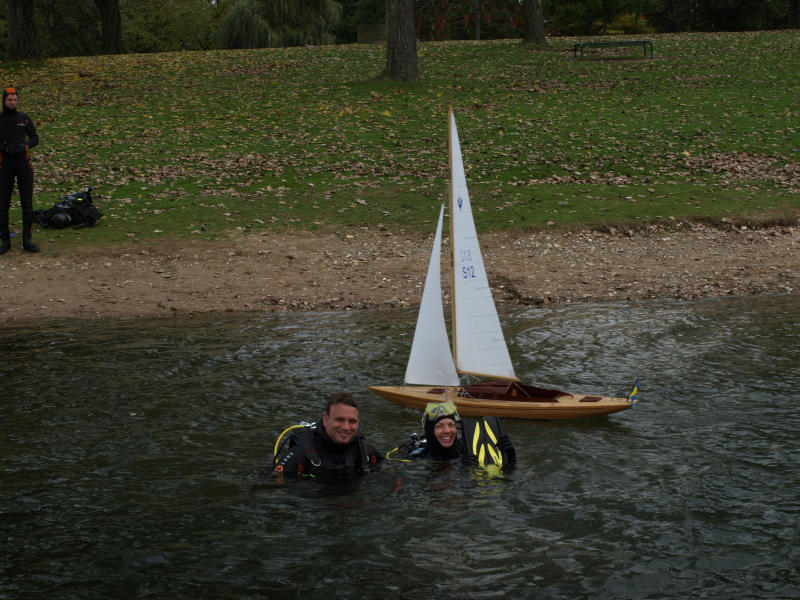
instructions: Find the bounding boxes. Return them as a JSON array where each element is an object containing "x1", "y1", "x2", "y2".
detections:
[{"x1": 2, "y1": 296, "x2": 799, "y2": 599}]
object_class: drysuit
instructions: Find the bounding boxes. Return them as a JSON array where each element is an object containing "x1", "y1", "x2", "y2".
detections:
[{"x1": 0, "y1": 87, "x2": 39, "y2": 253}]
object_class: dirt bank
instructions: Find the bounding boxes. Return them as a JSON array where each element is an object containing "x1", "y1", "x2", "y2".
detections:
[{"x1": 1, "y1": 222, "x2": 797, "y2": 322}]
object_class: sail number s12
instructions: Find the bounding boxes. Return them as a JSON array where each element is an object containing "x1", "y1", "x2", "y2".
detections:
[{"x1": 459, "y1": 249, "x2": 476, "y2": 279}]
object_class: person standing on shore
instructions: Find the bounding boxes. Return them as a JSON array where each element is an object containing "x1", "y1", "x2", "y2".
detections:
[{"x1": 1, "y1": 86, "x2": 40, "y2": 254}]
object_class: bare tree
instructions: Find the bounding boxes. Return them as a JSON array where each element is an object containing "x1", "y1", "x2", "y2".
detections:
[
  {"x1": 94, "y1": 0, "x2": 125, "y2": 54},
  {"x1": 521, "y1": 0, "x2": 547, "y2": 46},
  {"x1": 385, "y1": 0, "x2": 419, "y2": 80},
  {"x1": 5, "y1": 0, "x2": 41, "y2": 61}
]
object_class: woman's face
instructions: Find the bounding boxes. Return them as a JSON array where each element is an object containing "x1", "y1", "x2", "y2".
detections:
[{"x1": 433, "y1": 418, "x2": 457, "y2": 448}]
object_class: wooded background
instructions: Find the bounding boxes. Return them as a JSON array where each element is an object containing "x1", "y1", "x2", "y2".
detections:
[{"x1": 2, "y1": 0, "x2": 798, "y2": 62}]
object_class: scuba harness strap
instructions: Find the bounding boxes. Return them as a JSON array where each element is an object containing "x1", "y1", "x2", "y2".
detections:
[
  {"x1": 272, "y1": 423, "x2": 312, "y2": 466},
  {"x1": 272, "y1": 424, "x2": 306, "y2": 464}
]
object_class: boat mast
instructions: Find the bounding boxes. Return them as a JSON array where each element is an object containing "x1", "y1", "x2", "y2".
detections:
[{"x1": 448, "y1": 105, "x2": 458, "y2": 371}]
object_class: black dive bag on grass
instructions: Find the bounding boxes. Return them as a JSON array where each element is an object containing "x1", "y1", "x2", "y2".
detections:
[{"x1": 33, "y1": 187, "x2": 102, "y2": 229}]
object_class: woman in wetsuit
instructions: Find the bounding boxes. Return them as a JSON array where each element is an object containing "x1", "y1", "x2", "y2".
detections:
[{"x1": 392, "y1": 401, "x2": 516, "y2": 466}]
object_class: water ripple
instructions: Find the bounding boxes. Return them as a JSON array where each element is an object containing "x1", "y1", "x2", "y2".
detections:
[{"x1": 2, "y1": 297, "x2": 799, "y2": 598}]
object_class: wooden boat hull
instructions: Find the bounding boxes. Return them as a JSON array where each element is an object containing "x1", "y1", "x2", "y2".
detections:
[{"x1": 369, "y1": 381, "x2": 632, "y2": 420}]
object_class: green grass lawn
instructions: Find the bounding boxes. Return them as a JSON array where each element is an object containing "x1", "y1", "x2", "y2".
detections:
[{"x1": 3, "y1": 30, "x2": 799, "y2": 247}]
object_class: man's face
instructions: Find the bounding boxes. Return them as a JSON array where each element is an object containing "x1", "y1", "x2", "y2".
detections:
[
  {"x1": 4, "y1": 93, "x2": 18, "y2": 111},
  {"x1": 322, "y1": 403, "x2": 359, "y2": 446}
]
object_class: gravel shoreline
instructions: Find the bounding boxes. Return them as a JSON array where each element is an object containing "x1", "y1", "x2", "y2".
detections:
[{"x1": 1, "y1": 222, "x2": 797, "y2": 322}]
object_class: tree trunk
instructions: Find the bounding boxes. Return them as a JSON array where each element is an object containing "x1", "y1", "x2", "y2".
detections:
[
  {"x1": 474, "y1": 0, "x2": 480, "y2": 40},
  {"x1": 521, "y1": 0, "x2": 547, "y2": 46},
  {"x1": 385, "y1": 0, "x2": 419, "y2": 81},
  {"x1": 94, "y1": 0, "x2": 125, "y2": 54},
  {"x1": 5, "y1": 0, "x2": 41, "y2": 61},
  {"x1": 791, "y1": 0, "x2": 800, "y2": 28}
]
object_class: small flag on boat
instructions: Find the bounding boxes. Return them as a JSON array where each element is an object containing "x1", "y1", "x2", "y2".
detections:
[{"x1": 628, "y1": 378, "x2": 641, "y2": 406}]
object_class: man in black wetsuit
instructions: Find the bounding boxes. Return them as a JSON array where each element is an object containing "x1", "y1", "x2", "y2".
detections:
[
  {"x1": 1, "y1": 87, "x2": 40, "y2": 254},
  {"x1": 273, "y1": 392, "x2": 383, "y2": 481}
]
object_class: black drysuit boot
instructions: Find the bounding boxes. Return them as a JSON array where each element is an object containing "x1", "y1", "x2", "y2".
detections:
[
  {"x1": 21, "y1": 211, "x2": 39, "y2": 252},
  {"x1": 0, "y1": 211, "x2": 10, "y2": 253}
]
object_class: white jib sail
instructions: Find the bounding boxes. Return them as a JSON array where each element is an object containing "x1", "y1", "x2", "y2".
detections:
[
  {"x1": 404, "y1": 204, "x2": 460, "y2": 386},
  {"x1": 449, "y1": 109, "x2": 517, "y2": 380}
]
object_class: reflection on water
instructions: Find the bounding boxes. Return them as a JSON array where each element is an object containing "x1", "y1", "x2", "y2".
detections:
[{"x1": 2, "y1": 296, "x2": 799, "y2": 599}]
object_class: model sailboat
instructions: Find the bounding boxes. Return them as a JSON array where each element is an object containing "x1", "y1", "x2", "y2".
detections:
[{"x1": 370, "y1": 108, "x2": 637, "y2": 420}]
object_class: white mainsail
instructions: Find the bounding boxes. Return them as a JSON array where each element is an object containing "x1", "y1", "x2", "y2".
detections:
[
  {"x1": 448, "y1": 108, "x2": 517, "y2": 381},
  {"x1": 404, "y1": 205, "x2": 460, "y2": 386}
]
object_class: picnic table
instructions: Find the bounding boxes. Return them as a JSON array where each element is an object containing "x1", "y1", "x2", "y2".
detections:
[{"x1": 573, "y1": 40, "x2": 654, "y2": 58}]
